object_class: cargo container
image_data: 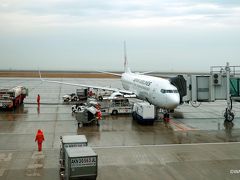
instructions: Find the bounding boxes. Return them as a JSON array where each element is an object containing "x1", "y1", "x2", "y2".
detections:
[
  {"x1": 59, "y1": 135, "x2": 88, "y2": 171},
  {"x1": 64, "y1": 147, "x2": 98, "y2": 180},
  {"x1": 76, "y1": 88, "x2": 88, "y2": 100}
]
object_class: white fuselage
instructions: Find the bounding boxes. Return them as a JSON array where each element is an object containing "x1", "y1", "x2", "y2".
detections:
[{"x1": 121, "y1": 72, "x2": 180, "y2": 109}]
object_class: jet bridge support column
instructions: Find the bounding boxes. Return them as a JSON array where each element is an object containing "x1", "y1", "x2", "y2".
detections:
[{"x1": 224, "y1": 62, "x2": 235, "y2": 122}]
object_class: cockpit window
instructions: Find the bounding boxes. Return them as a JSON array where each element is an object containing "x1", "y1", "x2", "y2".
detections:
[{"x1": 161, "y1": 89, "x2": 178, "y2": 94}]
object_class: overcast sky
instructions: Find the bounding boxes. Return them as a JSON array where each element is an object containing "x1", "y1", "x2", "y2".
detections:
[{"x1": 0, "y1": 0, "x2": 240, "y2": 72}]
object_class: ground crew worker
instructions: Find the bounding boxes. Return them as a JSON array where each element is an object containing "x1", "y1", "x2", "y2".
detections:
[
  {"x1": 96, "y1": 109, "x2": 102, "y2": 126},
  {"x1": 35, "y1": 129, "x2": 45, "y2": 151},
  {"x1": 37, "y1": 105, "x2": 40, "y2": 114},
  {"x1": 163, "y1": 113, "x2": 170, "y2": 123},
  {"x1": 37, "y1": 94, "x2": 40, "y2": 105}
]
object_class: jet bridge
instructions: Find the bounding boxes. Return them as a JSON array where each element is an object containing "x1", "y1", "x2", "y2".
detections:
[
  {"x1": 182, "y1": 62, "x2": 240, "y2": 122},
  {"x1": 170, "y1": 75, "x2": 187, "y2": 104},
  {"x1": 230, "y1": 78, "x2": 240, "y2": 100}
]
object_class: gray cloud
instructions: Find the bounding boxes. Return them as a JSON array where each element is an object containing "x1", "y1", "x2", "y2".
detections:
[
  {"x1": 0, "y1": 0, "x2": 240, "y2": 71},
  {"x1": 1, "y1": 0, "x2": 240, "y2": 29}
]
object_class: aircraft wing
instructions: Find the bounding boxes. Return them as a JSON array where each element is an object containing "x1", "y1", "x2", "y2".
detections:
[
  {"x1": 40, "y1": 76, "x2": 134, "y2": 95},
  {"x1": 138, "y1": 71, "x2": 154, "y2": 75},
  {"x1": 95, "y1": 70, "x2": 122, "y2": 77}
]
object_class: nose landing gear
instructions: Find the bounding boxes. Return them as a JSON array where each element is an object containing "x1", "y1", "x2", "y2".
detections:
[
  {"x1": 224, "y1": 97, "x2": 235, "y2": 122},
  {"x1": 224, "y1": 108, "x2": 235, "y2": 122}
]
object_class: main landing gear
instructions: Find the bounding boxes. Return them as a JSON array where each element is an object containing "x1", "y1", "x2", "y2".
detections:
[
  {"x1": 224, "y1": 98, "x2": 235, "y2": 122},
  {"x1": 224, "y1": 108, "x2": 235, "y2": 122}
]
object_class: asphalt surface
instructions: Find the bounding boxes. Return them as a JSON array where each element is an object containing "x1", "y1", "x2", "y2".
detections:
[{"x1": 0, "y1": 78, "x2": 240, "y2": 180}]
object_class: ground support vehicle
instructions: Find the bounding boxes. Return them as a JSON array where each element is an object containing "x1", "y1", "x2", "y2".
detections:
[
  {"x1": 76, "y1": 88, "x2": 88, "y2": 100},
  {"x1": 71, "y1": 99, "x2": 99, "y2": 113},
  {"x1": 62, "y1": 88, "x2": 88, "y2": 102},
  {"x1": 71, "y1": 103, "x2": 87, "y2": 113},
  {"x1": 88, "y1": 88, "x2": 112, "y2": 101},
  {"x1": 100, "y1": 98, "x2": 133, "y2": 115},
  {"x1": 62, "y1": 93, "x2": 79, "y2": 102},
  {"x1": 0, "y1": 86, "x2": 28, "y2": 109},
  {"x1": 132, "y1": 102, "x2": 155, "y2": 125}
]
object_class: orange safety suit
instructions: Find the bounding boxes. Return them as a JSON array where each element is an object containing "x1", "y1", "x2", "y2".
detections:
[
  {"x1": 97, "y1": 110, "x2": 102, "y2": 120},
  {"x1": 37, "y1": 95, "x2": 40, "y2": 105},
  {"x1": 96, "y1": 110, "x2": 102, "y2": 126},
  {"x1": 35, "y1": 129, "x2": 45, "y2": 151}
]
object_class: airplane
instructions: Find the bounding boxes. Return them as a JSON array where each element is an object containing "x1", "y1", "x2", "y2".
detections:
[{"x1": 40, "y1": 42, "x2": 181, "y2": 115}]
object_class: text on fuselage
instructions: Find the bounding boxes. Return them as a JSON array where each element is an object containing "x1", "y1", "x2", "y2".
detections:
[{"x1": 133, "y1": 78, "x2": 152, "y2": 87}]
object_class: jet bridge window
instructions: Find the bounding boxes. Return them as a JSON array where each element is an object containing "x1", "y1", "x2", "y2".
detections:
[{"x1": 161, "y1": 89, "x2": 178, "y2": 94}]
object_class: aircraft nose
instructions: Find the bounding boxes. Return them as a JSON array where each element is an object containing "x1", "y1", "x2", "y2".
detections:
[{"x1": 165, "y1": 94, "x2": 180, "y2": 109}]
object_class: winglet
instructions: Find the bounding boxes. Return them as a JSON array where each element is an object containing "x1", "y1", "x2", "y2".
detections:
[
  {"x1": 95, "y1": 70, "x2": 122, "y2": 77},
  {"x1": 139, "y1": 71, "x2": 154, "y2": 75}
]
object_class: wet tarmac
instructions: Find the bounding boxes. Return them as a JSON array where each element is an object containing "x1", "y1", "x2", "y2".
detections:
[{"x1": 0, "y1": 78, "x2": 240, "y2": 180}]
